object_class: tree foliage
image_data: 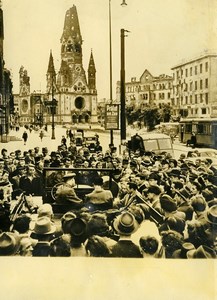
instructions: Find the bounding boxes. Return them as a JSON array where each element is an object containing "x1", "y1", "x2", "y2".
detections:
[{"x1": 126, "y1": 103, "x2": 173, "y2": 131}]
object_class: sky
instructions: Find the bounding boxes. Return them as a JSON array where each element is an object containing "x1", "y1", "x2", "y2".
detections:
[{"x1": 2, "y1": 0, "x2": 217, "y2": 100}]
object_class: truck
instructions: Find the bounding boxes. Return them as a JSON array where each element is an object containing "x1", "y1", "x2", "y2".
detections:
[{"x1": 127, "y1": 132, "x2": 174, "y2": 157}]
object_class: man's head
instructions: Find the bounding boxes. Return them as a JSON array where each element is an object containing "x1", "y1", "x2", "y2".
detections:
[
  {"x1": 63, "y1": 173, "x2": 76, "y2": 186},
  {"x1": 27, "y1": 164, "x2": 36, "y2": 176},
  {"x1": 93, "y1": 176, "x2": 103, "y2": 186}
]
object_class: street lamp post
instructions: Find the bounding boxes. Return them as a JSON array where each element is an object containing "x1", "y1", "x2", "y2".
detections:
[
  {"x1": 120, "y1": 28, "x2": 129, "y2": 145},
  {"x1": 51, "y1": 73, "x2": 55, "y2": 140},
  {"x1": 108, "y1": 0, "x2": 127, "y2": 148},
  {"x1": 109, "y1": 0, "x2": 114, "y2": 147}
]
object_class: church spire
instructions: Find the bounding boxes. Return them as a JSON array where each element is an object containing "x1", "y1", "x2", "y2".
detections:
[
  {"x1": 88, "y1": 49, "x2": 96, "y2": 91},
  {"x1": 47, "y1": 50, "x2": 55, "y2": 74},
  {"x1": 46, "y1": 50, "x2": 56, "y2": 93}
]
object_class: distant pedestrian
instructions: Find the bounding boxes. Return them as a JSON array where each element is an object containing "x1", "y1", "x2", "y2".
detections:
[
  {"x1": 66, "y1": 129, "x2": 69, "y2": 139},
  {"x1": 22, "y1": 131, "x2": 28, "y2": 145},
  {"x1": 69, "y1": 130, "x2": 73, "y2": 141},
  {"x1": 191, "y1": 132, "x2": 197, "y2": 149},
  {"x1": 39, "y1": 130, "x2": 44, "y2": 142}
]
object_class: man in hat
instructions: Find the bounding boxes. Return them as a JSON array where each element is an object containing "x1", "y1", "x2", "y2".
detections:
[
  {"x1": 114, "y1": 182, "x2": 139, "y2": 209},
  {"x1": 146, "y1": 185, "x2": 163, "y2": 213},
  {"x1": 0, "y1": 232, "x2": 20, "y2": 256},
  {"x1": 10, "y1": 166, "x2": 26, "y2": 198},
  {"x1": 174, "y1": 186, "x2": 194, "y2": 220},
  {"x1": 55, "y1": 172, "x2": 83, "y2": 208},
  {"x1": 110, "y1": 211, "x2": 142, "y2": 258},
  {"x1": 85, "y1": 176, "x2": 113, "y2": 211},
  {"x1": 30, "y1": 216, "x2": 58, "y2": 256},
  {"x1": 19, "y1": 164, "x2": 43, "y2": 196}
]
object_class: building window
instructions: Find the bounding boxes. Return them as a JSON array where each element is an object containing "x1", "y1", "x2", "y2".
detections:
[
  {"x1": 195, "y1": 81, "x2": 197, "y2": 90},
  {"x1": 168, "y1": 93, "x2": 170, "y2": 99},
  {"x1": 190, "y1": 82, "x2": 193, "y2": 91},
  {"x1": 185, "y1": 96, "x2": 188, "y2": 104},
  {"x1": 201, "y1": 108, "x2": 206, "y2": 115},
  {"x1": 185, "y1": 69, "x2": 188, "y2": 77},
  {"x1": 200, "y1": 63, "x2": 203, "y2": 73},
  {"x1": 190, "y1": 67, "x2": 192, "y2": 76},
  {"x1": 190, "y1": 95, "x2": 192, "y2": 104},
  {"x1": 200, "y1": 94, "x2": 203, "y2": 103},
  {"x1": 195, "y1": 66, "x2": 197, "y2": 75},
  {"x1": 195, "y1": 94, "x2": 197, "y2": 104},
  {"x1": 205, "y1": 93, "x2": 208, "y2": 104},
  {"x1": 195, "y1": 108, "x2": 198, "y2": 114},
  {"x1": 176, "y1": 71, "x2": 179, "y2": 80},
  {"x1": 205, "y1": 62, "x2": 208, "y2": 72},
  {"x1": 181, "y1": 97, "x2": 183, "y2": 105},
  {"x1": 200, "y1": 79, "x2": 203, "y2": 89},
  {"x1": 205, "y1": 78, "x2": 208, "y2": 88},
  {"x1": 185, "y1": 83, "x2": 188, "y2": 91}
]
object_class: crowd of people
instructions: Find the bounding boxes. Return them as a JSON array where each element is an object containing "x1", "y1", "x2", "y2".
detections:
[{"x1": 0, "y1": 131, "x2": 217, "y2": 258}]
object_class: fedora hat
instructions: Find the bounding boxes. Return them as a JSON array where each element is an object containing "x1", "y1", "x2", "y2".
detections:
[
  {"x1": 160, "y1": 194, "x2": 177, "y2": 212},
  {"x1": 37, "y1": 204, "x2": 53, "y2": 218},
  {"x1": 113, "y1": 212, "x2": 139, "y2": 236},
  {"x1": 205, "y1": 205, "x2": 217, "y2": 225},
  {"x1": 70, "y1": 218, "x2": 87, "y2": 236},
  {"x1": 61, "y1": 212, "x2": 77, "y2": 234},
  {"x1": 33, "y1": 217, "x2": 56, "y2": 235},
  {"x1": 169, "y1": 168, "x2": 181, "y2": 177},
  {"x1": 187, "y1": 245, "x2": 216, "y2": 259},
  {"x1": 0, "y1": 232, "x2": 20, "y2": 256},
  {"x1": 63, "y1": 172, "x2": 76, "y2": 180},
  {"x1": 176, "y1": 186, "x2": 191, "y2": 201},
  {"x1": 173, "y1": 242, "x2": 195, "y2": 258}
]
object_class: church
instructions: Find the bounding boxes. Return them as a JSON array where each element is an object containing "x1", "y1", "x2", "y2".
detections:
[{"x1": 14, "y1": 5, "x2": 98, "y2": 127}]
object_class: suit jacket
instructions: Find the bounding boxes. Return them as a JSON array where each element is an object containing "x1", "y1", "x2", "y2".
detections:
[
  {"x1": 111, "y1": 240, "x2": 143, "y2": 258},
  {"x1": 55, "y1": 183, "x2": 83, "y2": 206},
  {"x1": 19, "y1": 175, "x2": 43, "y2": 196}
]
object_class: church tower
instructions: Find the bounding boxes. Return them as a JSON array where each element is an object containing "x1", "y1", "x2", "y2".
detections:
[
  {"x1": 58, "y1": 5, "x2": 87, "y2": 89},
  {"x1": 55, "y1": 5, "x2": 98, "y2": 125}
]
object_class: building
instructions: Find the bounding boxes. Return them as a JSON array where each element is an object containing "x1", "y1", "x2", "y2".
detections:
[
  {"x1": 0, "y1": 1, "x2": 14, "y2": 139},
  {"x1": 116, "y1": 69, "x2": 173, "y2": 110},
  {"x1": 13, "y1": 66, "x2": 31, "y2": 125},
  {"x1": 46, "y1": 5, "x2": 98, "y2": 125},
  {"x1": 171, "y1": 52, "x2": 217, "y2": 118},
  {"x1": 15, "y1": 5, "x2": 98, "y2": 127}
]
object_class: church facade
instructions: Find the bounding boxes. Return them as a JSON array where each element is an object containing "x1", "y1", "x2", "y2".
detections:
[{"x1": 15, "y1": 5, "x2": 98, "y2": 127}]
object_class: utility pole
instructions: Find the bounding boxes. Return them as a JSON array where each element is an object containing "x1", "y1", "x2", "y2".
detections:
[
  {"x1": 51, "y1": 72, "x2": 55, "y2": 140},
  {"x1": 120, "y1": 28, "x2": 128, "y2": 145}
]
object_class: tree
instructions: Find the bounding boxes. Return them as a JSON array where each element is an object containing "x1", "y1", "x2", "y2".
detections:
[
  {"x1": 142, "y1": 106, "x2": 160, "y2": 131},
  {"x1": 159, "y1": 104, "x2": 172, "y2": 122}
]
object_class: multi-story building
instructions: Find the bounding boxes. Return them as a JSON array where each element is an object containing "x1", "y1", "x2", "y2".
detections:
[
  {"x1": 116, "y1": 69, "x2": 173, "y2": 109},
  {"x1": 0, "y1": 2, "x2": 14, "y2": 139},
  {"x1": 171, "y1": 52, "x2": 217, "y2": 118}
]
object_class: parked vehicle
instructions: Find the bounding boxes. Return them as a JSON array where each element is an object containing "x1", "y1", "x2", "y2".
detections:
[
  {"x1": 127, "y1": 132, "x2": 174, "y2": 157},
  {"x1": 179, "y1": 118, "x2": 217, "y2": 148}
]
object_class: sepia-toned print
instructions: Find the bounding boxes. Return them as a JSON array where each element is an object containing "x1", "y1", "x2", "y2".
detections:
[{"x1": 0, "y1": 0, "x2": 217, "y2": 261}]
